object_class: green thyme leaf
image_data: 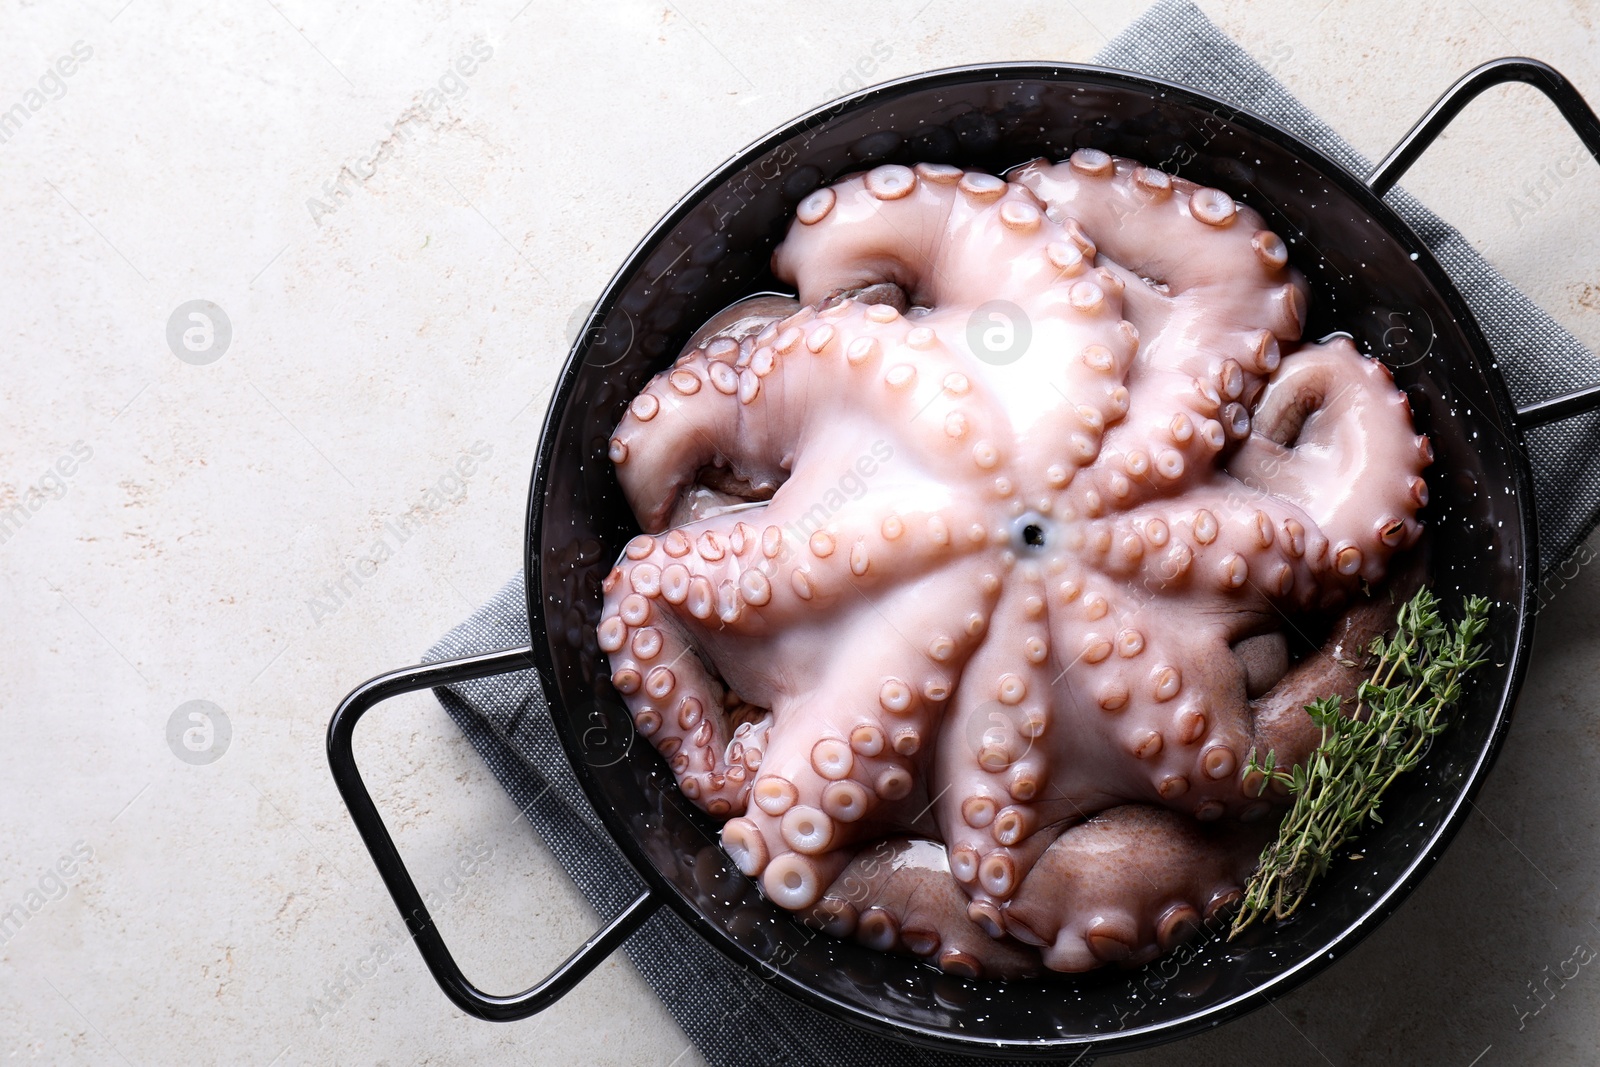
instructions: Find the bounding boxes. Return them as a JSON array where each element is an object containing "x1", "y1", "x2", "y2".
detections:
[{"x1": 1229, "y1": 589, "x2": 1491, "y2": 937}]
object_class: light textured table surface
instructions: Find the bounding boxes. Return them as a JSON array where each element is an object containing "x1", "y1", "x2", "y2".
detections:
[{"x1": 4, "y1": 1, "x2": 1600, "y2": 1064}]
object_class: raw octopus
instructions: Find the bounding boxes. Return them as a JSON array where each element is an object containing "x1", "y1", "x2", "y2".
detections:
[{"x1": 596, "y1": 150, "x2": 1430, "y2": 977}]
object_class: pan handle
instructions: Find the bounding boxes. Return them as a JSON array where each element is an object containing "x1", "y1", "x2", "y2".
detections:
[
  {"x1": 327, "y1": 646, "x2": 660, "y2": 1022},
  {"x1": 1366, "y1": 56, "x2": 1600, "y2": 429}
]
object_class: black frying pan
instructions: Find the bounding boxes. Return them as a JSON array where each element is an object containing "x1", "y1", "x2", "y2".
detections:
[{"x1": 328, "y1": 57, "x2": 1600, "y2": 1059}]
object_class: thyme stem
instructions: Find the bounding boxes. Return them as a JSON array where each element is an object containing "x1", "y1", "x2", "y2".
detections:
[{"x1": 1229, "y1": 588, "x2": 1491, "y2": 937}]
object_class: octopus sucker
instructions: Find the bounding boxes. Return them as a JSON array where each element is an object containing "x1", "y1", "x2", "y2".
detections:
[
  {"x1": 601, "y1": 151, "x2": 1433, "y2": 974},
  {"x1": 721, "y1": 817, "x2": 770, "y2": 876},
  {"x1": 762, "y1": 851, "x2": 846, "y2": 910}
]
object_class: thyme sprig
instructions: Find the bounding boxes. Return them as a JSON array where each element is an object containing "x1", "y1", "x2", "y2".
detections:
[{"x1": 1229, "y1": 588, "x2": 1491, "y2": 937}]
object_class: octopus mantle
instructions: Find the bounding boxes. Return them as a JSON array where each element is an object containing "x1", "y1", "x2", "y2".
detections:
[{"x1": 597, "y1": 152, "x2": 1431, "y2": 976}]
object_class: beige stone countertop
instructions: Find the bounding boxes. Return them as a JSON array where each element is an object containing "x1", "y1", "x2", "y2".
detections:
[{"x1": 4, "y1": 0, "x2": 1600, "y2": 1063}]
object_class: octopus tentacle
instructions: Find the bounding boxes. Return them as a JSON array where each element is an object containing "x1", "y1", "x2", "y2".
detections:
[
  {"x1": 1044, "y1": 596, "x2": 1262, "y2": 823},
  {"x1": 1249, "y1": 579, "x2": 1421, "y2": 786},
  {"x1": 599, "y1": 502, "x2": 890, "y2": 815},
  {"x1": 805, "y1": 837, "x2": 1042, "y2": 979},
  {"x1": 936, "y1": 576, "x2": 1111, "y2": 914},
  {"x1": 1001, "y1": 804, "x2": 1270, "y2": 972},
  {"x1": 1097, "y1": 491, "x2": 1339, "y2": 610},
  {"x1": 1227, "y1": 337, "x2": 1429, "y2": 584},
  {"x1": 599, "y1": 601, "x2": 749, "y2": 816},
  {"x1": 768, "y1": 300, "x2": 1019, "y2": 474},
  {"x1": 612, "y1": 299, "x2": 798, "y2": 532},
  {"x1": 773, "y1": 163, "x2": 1056, "y2": 309},
  {"x1": 1013, "y1": 152, "x2": 1307, "y2": 505},
  {"x1": 718, "y1": 579, "x2": 998, "y2": 908},
  {"x1": 1010, "y1": 151, "x2": 1307, "y2": 342}
]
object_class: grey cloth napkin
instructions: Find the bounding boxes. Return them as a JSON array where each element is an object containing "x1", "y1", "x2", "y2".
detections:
[{"x1": 426, "y1": 3, "x2": 1600, "y2": 1065}]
